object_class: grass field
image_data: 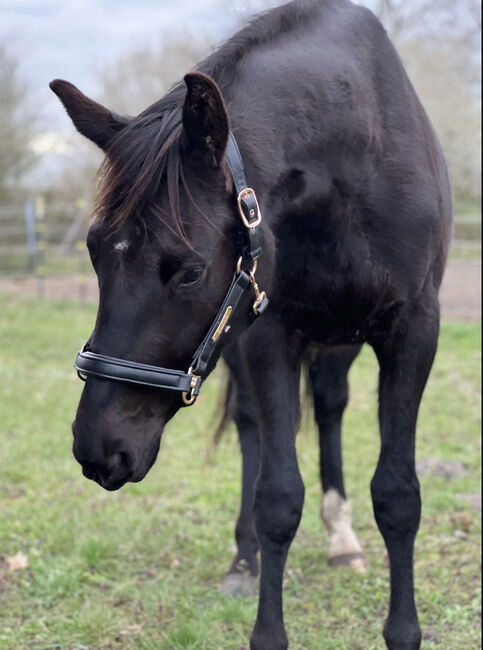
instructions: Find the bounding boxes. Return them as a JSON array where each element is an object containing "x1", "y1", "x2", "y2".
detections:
[{"x1": 0, "y1": 295, "x2": 480, "y2": 650}]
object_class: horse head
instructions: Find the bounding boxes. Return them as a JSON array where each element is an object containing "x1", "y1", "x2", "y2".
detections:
[{"x1": 51, "y1": 73, "x2": 272, "y2": 490}]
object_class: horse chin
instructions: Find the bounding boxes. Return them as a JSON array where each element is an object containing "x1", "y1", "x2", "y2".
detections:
[
  {"x1": 130, "y1": 434, "x2": 163, "y2": 484},
  {"x1": 130, "y1": 462, "x2": 154, "y2": 484}
]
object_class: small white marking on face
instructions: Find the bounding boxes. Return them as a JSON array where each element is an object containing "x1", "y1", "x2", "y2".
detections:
[{"x1": 113, "y1": 240, "x2": 130, "y2": 252}]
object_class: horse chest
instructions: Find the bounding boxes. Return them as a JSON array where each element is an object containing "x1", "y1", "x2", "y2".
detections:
[{"x1": 273, "y1": 221, "x2": 397, "y2": 344}]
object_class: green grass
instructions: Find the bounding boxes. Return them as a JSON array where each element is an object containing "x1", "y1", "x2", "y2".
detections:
[
  {"x1": 454, "y1": 195, "x2": 481, "y2": 218},
  {"x1": 0, "y1": 296, "x2": 480, "y2": 650}
]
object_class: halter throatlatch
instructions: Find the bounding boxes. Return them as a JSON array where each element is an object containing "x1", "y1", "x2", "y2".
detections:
[{"x1": 74, "y1": 131, "x2": 269, "y2": 406}]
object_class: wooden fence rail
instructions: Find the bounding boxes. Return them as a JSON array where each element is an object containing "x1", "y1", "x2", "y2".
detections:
[{"x1": 0, "y1": 198, "x2": 90, "y2": 276}]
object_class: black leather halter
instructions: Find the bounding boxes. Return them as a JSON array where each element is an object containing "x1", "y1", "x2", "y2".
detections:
[{"x1": 74, "y1": 132, "x2": 269, "y2": 406}]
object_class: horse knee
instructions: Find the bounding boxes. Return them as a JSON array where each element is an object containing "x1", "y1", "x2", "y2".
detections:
[
  {"x1": 370, "y1": 463, "x2": 421, "y2": 540},
  {"x1": 254, "y1": 471, "x2": 305, "y2": 547}
]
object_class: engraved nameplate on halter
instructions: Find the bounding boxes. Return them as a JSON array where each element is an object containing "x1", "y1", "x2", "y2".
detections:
[{"x1": 212, "y1": 306, "x2": 233, "y2": 342}]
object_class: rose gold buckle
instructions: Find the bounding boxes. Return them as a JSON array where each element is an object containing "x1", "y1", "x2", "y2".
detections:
[
  {"x1": 182, "y1": 367, "x2": 200, "y2": 406},
  {"x1": 237, "y1": 188, "x2": 262, "y2": 229}
]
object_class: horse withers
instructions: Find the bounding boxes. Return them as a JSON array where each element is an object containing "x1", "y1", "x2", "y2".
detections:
[{"x1": 51, "y1": 1, "x2": 452, "y2": 648}]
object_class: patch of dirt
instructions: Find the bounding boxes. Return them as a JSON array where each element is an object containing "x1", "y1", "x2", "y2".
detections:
[
  {"x1": 0, "y1": 260, "x2": 480, "y2": 321},
  {"x1": 0, "y1": 274, "x2": 99, "y2": 304},
  {"x1": 416, "y1": 458, "x2": 468, "y2": 481},
  {"x1": 456, "y1": 493, "x2": 482, "y2": 512},
  {"x1": 439, "y1": 260, "x2": 481, "y2": 322}
]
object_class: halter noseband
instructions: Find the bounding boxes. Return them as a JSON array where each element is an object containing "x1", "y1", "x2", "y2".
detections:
[{"x1": 74, "y1": 132, "x2": 269, "y2": 406}]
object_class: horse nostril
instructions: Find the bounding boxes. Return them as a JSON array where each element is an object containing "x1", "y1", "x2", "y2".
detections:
[
  {"x1": 113, "y1": 451, "x2": 133, "y2": 473},
  {"x1": 104, "y1": 450, "x2": 133, "y2": 480},
  {"x1": 108, "y1": 452, "x2": 122, "y2": 471},
  {"x1": 120, "y1": 451, "x2": 133, "y2": 472}
]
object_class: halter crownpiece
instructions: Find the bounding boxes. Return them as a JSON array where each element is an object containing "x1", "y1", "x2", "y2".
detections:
[{"x1": 74, "y1": 131, "x2": 269, "y2": 406}]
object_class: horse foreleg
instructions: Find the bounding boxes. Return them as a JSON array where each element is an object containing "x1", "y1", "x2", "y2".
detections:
[
  {"x1": 309, "y1": 346, "x2": 366, "y2": 573},
  {"x1": 370, "y1": 292, "x2": 440, "y2": 650},
  {"x1": 244, "y1": 316, "x2": 306, "y2": 650}
]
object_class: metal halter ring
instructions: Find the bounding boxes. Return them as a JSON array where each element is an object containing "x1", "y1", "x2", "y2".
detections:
[{"x1": 236, "y1": 257, "x2": 258, "y2": 277}]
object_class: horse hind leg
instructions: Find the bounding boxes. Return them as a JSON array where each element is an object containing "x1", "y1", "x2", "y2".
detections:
[
  {"x1": 309, "y1": 346, "x2": 367, "y2": 573},
  {"x1": 219, "y1": 342, "x2": 260, "y2": 598},
  {"x1": 370, "y1": 292, "x2": 440, "y2": 650}
]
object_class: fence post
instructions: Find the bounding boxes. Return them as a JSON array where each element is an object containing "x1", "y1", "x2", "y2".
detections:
[
  {"x1": 35, "y1": 196, "x2": 47, "y2": 298},
  {"x1": 24, "y1": 199, "x2": 36, "y2": 273}
]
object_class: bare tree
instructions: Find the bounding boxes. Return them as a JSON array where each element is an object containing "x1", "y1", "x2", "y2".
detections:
[
  {"x1": 374, "y1": 0, "x2": 455, "y2": 38},
  {"x1": 98, "y1": 34, "x2": 213, "y2": 116},
  {"x1": 368, "y1": 0, "x2": 481, "y2": 203},
  {"x1": 400, "y1": 37, "x2": 481, "y2": 200},
  {"x1": 0, "y1": 40, "x2": 37, "y2": 200}
]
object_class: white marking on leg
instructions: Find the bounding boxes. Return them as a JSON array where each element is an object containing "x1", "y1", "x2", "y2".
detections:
[
  {"x1": 113, "y1": 240, "x2": 130, "y2": 252},
  {"x1": 322, "y1": 489, "x2": 366, "y2": 573}
]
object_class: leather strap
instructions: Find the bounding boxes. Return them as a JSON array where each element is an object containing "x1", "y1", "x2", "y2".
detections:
[
  {"x1": 226, "y1": 133, "x2": 262, "y2": 262},
  {"x1": 75, "y1": 270, "x2": 252, "y2": 395},
  {"x1": 75, "y1": 350, "x2": 198, "y2": 395},
  {"x1": 226, "y1": 133, "x2": 248, "y2": 196}
]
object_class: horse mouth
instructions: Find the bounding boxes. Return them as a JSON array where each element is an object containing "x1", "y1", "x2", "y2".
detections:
[
  {"x1": 82, "y1": 467, "x2": 132, "y2": 492},
  {"x1": 100, "y1": 476, "x2": 131, "y2": 491}
]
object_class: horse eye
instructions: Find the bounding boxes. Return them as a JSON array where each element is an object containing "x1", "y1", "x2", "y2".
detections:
[{"x1": 179, "y1": 267, "x2": 204, "y2": 287}]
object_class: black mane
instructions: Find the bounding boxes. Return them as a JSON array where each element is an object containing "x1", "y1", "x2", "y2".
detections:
[{"x1": 94, "y1": 107, "x2": 187, "y2": 240}]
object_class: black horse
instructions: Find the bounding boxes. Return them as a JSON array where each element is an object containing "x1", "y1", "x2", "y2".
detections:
[
  {"x1": 51, "y1": 0, "x2": 452, "y2": 648},
  {"x1": 219, "y1": 343, "x2": 365, "y2": 597}
]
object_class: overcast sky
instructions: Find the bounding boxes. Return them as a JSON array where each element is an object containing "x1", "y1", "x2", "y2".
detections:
[
  {"x1": 1, "y1": 0, "x2": 476, "y2": 127},
  {"x1": 1, "y1": 1, "x2": 266, "y2": 128}
]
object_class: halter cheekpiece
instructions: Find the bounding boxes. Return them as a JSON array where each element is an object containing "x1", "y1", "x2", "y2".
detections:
[{"x1": 74, "y1": 132, "x2": 269, "y2": 406}]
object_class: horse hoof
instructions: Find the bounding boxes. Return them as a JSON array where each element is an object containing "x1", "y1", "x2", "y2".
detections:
[
  {"x1": 329, "y1": 552, "x2": 367, "y2": 574},
  {"x1": 251, "y1": 625, "x2": 288, "y2": 650},
  {"x1": 383, "y1": 619, "x2": 422, "y2": 650},
  {"x1": 219, "y1": 571, "x2": 258, "y2": 597}
]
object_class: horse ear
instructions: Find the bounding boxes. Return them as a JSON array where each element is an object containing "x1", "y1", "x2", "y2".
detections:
[
  {"x1": 182, "y1": 72, "x2": 229, "y2": 166},
  {"x1": 49, "y1": 79, "x2": 130, "y2": 150}
]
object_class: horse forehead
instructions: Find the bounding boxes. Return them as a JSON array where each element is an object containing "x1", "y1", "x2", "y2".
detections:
[{"x1": 103, "y1": 222, "x2": 143, "y2": 253}]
